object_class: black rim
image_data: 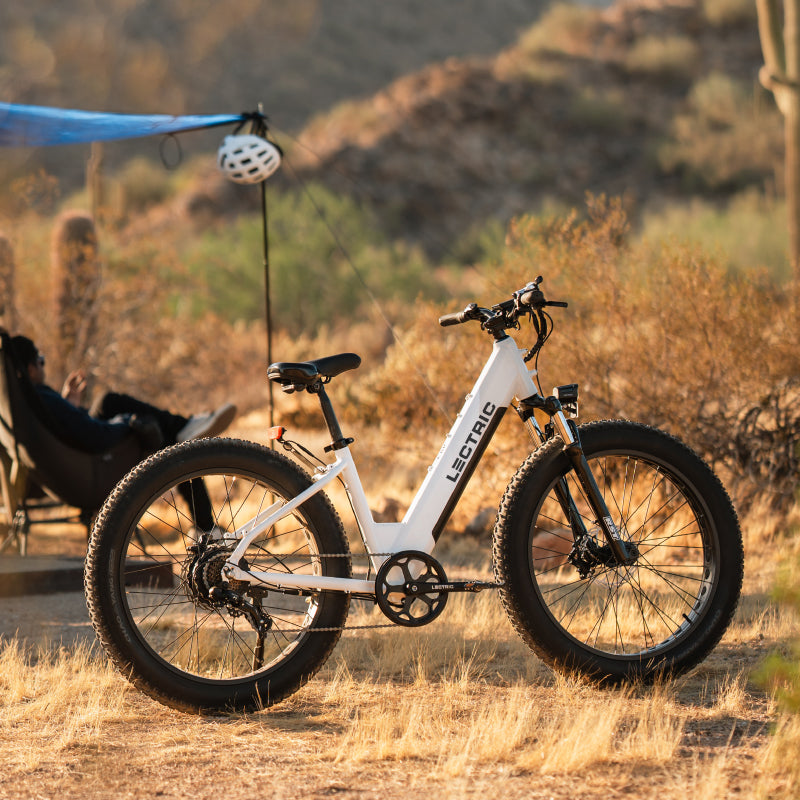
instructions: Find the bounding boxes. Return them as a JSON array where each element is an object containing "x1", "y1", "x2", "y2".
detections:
[
  {"x1": 527, "y1": 451, "x2": 717, "y2": 660},
  {"x1": 117, "y1": 467, "x2": 327, "y2": 685}
]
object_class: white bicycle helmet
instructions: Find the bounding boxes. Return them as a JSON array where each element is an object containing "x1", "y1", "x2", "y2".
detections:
[{"x1": 217, "y1": 134, "x2": 282, "y2": 184}]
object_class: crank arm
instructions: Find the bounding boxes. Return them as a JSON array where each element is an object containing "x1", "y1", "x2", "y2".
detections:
[{"x1": 403, "y1": 579, "x2": 503, "y2": 596}]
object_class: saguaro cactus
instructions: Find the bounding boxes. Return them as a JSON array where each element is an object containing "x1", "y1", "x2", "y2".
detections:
[
  {"x1": 52, "y1": 211, "x2": 100, "y2": 374},
  {"x1": 757, "y1": 0, "x2": 800, "y2": 284},
  {"x1": 0, "y1": 234, "x2": 16, "y2": 332}
]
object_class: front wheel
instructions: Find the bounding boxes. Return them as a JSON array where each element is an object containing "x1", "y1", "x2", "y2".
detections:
[
  {"x1": 493, "y1": 421, "x2": 743, "y2": 683},
  {"x1": 85, "y1": 438, "x2": 351, "y2": 713}
]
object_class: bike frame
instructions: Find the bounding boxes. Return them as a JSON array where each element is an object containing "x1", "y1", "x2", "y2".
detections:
[{"x1": 223, "y1": 334, "x2": 557, "y2": 596}]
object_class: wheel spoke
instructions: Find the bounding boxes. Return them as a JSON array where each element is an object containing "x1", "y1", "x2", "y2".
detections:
[
  {"x1": 85, "y1": 440, "x2": 351, "y2": 711},
  {"x1": 528, "y1": 446, "x2": 715, "y2": 657}
]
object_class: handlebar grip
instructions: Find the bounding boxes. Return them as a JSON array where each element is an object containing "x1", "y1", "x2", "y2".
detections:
[
  {"x1": 439, "y1": 302, "x2": 479, "y2": 327},
  {"x1": 439, "y1": 311, "x2": 466, "y2": 327},
  {"x1": 547, "y1": 301, "x2": 568, "y2": 308},
  {"x1": 518, "y1": 288, "x2": 545, "y2": 308}
]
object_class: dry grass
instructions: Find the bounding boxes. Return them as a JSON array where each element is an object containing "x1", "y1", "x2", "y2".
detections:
[
  {"x1": 3, "y1": 407, "x2": 795, "y2": 798},
  {"x1": 0, "y1": 510, "x2": 792, "y2": 799}
]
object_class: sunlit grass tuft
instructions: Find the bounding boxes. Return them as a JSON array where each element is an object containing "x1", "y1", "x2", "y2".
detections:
[{"x1": 0, "y1": 638, "x2": 130, "y2": 772}]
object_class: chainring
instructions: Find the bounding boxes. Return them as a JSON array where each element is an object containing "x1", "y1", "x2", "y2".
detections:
[{"x1": 375, "y1": 550, "x2": 448, "y2": 627}]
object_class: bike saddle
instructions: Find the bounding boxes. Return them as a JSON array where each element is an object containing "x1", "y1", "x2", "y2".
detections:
[{"x1": 267, "y1": 353, "x2": 362, "y2": 386}]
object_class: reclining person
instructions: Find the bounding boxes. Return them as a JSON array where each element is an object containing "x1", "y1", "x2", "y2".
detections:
[{"x1": 9, "y1": 334, "x2": 236, "y2": 532}]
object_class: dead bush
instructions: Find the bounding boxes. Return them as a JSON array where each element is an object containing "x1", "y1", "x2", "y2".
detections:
[{"x1": 344, "y1": 196, "x2": 800, "y2": 509}]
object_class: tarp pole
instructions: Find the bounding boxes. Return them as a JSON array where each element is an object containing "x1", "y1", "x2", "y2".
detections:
[{"x1": 261, "y1": 178, "x2": 274, "y2": 438}]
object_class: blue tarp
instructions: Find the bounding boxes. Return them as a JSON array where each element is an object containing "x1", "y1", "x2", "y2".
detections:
[{"x1": 0, "y1": 102, "x2": 246, "y2": 147}]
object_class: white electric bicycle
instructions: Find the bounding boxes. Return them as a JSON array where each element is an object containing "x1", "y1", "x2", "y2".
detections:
[{"x1": 85, "y1": 278, "x2": 744, "y2": 713}]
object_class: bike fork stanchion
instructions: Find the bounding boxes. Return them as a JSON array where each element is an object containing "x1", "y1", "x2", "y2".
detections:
[{"x1": 548, "y1": 402, "x2": 634, "y2": 565}]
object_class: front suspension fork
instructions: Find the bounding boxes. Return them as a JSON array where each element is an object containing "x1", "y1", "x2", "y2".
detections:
[{"x1": 521, "y1": 395, "x2": 634, "y2": 565}]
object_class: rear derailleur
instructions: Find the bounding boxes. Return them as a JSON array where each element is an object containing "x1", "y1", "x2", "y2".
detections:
[{"x1": 185, "y1": 537, "x2": 273, "y2": 649}]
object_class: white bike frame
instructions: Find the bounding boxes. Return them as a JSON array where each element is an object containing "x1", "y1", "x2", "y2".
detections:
[{"x1": 223, "y1": 335, "x2": 546, "y2": 596}]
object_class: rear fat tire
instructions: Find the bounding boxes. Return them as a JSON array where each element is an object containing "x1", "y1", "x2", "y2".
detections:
[
  {"x1": 493, "y1": 421, "x2": 743, "y2": 683},
  {"x1": 85, "y1": 438, "x2": 351, "y2": 713}
]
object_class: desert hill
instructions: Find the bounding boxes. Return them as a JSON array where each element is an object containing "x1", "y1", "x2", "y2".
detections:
[
  {"x1": 2, "y1": 0, "x2": 778, "y2": 265},
  {"x1": 0, "y1": 0, "x2": 548, "y2": 186},
  {"x1": 279, "y1": 0, "x2": 775, "y2": 256}
]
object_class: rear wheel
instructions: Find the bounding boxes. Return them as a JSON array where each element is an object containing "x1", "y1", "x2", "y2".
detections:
[
  {"x1": 85, "y1": 438, "x2": 351, "y2": 712},
  {"x1": 493, "y1": 421, "x2": 743, "y2": 682}
]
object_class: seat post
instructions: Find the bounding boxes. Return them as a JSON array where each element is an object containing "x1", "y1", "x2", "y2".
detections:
[{"x1": 311, "y1": 382, "x2": 353, "y2": 452}]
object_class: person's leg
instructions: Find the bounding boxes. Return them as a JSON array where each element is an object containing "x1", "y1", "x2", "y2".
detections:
[
  {"x1": 91, "y1": 392, "x2": 187, "y2": 444},
  {"x1": 92, "y1": 392, "x2": 237, "y2": 444},
  {"x1": 93, "y1": 394, "x2": 218, "y2": 531},
  {"x1": 176, "y1": 478, "x2": 216, "y2": 532}
]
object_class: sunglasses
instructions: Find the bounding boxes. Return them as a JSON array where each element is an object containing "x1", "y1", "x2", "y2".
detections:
[{"x1": 36, "y1": 354, "x2": 45, "y2": 366}]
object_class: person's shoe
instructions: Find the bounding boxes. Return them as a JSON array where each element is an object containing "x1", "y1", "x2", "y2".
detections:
[
  {"x1": 188, "y1": 524, "x2": 225, "y2": 542},
  {"x1": 177, "y1": 403, "x2": 237, "y2": 442}
]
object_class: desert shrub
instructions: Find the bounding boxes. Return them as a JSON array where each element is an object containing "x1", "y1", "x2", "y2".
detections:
[
  {"x1": 567, "y1": 87, "x2": 630, "y2": 132},
  {"x1": 346, "y1": 197, "x2": 798, "y2": 504},
  {"x1": 755, "y1": 548, "x2": 800, "y2": 798},
  {"x1": 659, "y1": 73, "x2": 783, "y2": 191},
  {"x1": 2, "y1": 170, "x2": 61, "y2": 217},
  {"x1": 515, "y1": 3, "x2": 602, "y2": 59},
  {"x1": 59, "y1": 253, "x2": 288, "y2": 418},
  {"x1": 182, "y1": 183, "x2": 440, "y2": 333},
  {"x1": 624, "y1": 35, "x2": 700, "y2": 83},
  {"x1": 450, "y1": 217, "x2": 507, "y2": 266},
  {"x1": 115, "y1": 156, "x2": 175, "y2": 215},
  {"x1": 639, "y1": 191, "x2": 789, "y2": 281}
]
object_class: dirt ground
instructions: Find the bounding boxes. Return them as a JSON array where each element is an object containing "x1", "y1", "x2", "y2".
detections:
[
  {"x1": 0, "y1": 562, "x2": 788, "y2": 800},
  {"x1": 0, "y1": 438, "x2": 794, "y2": 799},
  {"x1": 0, "y1": 589, "x2": 91, "y2": 648}
]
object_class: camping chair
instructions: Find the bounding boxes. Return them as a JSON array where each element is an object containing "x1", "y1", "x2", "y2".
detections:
[{"x1": 0, "y1": 331, "x2": 144, "y2": 555}]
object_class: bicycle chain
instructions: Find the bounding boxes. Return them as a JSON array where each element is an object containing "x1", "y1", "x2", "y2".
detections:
[
  {"x1": 244, "y1": 552, "x2": 397, "y2": 633},
  {"x1": 240, "y1": 552, "x2": 499, "y2": 634}
]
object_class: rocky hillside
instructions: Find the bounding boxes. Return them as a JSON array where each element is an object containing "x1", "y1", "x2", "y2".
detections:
[
  {"x1": 9, "y1": 0, "x2": 775, "y2": 263},
  {"x1": 0, "y1": 0, "x2": 547, "y2": 187},
  {"x1": 275, "y1": 0, "x2": 776, "y2": 257}
]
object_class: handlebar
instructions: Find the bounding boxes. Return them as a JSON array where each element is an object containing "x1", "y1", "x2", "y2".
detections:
[
  {"x1": 437, "y1": 278, "x2": 567, "y2": 331},
  {"x1": 437, "y1": 277, "x2": 567, "y2": 365}
]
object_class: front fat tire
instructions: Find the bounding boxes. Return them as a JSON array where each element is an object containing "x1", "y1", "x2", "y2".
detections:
[
  {"x1": 85, "y1": 438, "x2": 351, "y2": 713},
  {"x1": 493, "y1": 421, "x2": 743, "y2": 683}
]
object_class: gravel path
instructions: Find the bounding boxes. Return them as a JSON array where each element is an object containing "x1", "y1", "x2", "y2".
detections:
[{"x1": 0, "y1": 590, "x2": 94, "y2": 648}]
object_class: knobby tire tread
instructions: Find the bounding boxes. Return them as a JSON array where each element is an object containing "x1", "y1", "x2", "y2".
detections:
[
  {"x1": 85, "y1": 437, "x2": 351, "y2": 713},
  {"x1": 492, "y1": 420, "x2": 744, "y2": 683}
]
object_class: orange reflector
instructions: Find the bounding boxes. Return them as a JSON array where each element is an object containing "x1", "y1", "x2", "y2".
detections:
[{"x1": 266, "y1": 426, "x2": 285, "y2": 441}]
